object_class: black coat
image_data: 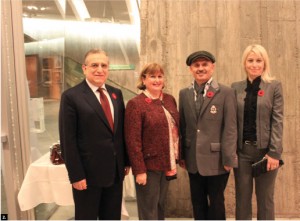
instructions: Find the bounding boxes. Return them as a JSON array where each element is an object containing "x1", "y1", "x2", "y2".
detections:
[{"x1": 59, "y1": 80, "x2": 128, "y2": 187}]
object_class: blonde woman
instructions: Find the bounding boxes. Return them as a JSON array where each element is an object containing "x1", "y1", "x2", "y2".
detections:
[{"x1": 232, "y1": 44, "x2": 284, "y2": 220}]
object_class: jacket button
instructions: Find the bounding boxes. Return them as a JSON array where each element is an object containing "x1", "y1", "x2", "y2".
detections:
[{"x1": 197, "y1": 129, "x2": 200, "y2": 132}]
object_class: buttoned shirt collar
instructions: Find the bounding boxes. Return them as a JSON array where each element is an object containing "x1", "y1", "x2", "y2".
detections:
[
  {"x1": 85, "y1": 79, "x2": 107, "y2": 93},
  {"x1": 193, "y1": 77, "x2": 213, "y2": 99}
]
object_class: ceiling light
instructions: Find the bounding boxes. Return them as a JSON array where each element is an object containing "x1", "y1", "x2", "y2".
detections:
[
  {"x1": 67, "y1": 0, "x2": 90, "y2": 21},
  {"x1": 54, "y1": 0, "x2": 66, "y2": 18},
  {"x1": 27, "y1": 5, "x2": 38, "y2": 10}
]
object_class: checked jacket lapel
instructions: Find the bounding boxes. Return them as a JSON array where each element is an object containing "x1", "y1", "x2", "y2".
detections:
[{"x1": 199, "y1": 80, "x2": 220, "y2": 118}]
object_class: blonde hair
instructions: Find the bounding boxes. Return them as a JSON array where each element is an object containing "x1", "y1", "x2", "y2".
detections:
[
  {"x1": 137, "y1": 63, "x2": 165, "y2": 90},
  {"x1": 242, "y1": 44, "x2": 275, "y2": 82}
]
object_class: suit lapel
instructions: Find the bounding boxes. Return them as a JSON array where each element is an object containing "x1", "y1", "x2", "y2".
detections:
[
  {"x1": 187, "y1": 86, "x2": 197, "y2": 121},
  {"x1": 257, "y1": 80, "x2": 266, "y2": 120},
  {"x1": 82, "y1": 81, "x2": 113, "y2": 132},
  {"x1": 199, "y1": 80, "x2": 219, "y2": 117},
  {"x1": 237, "y1": 80, "x2": 247, "y2": 116}
]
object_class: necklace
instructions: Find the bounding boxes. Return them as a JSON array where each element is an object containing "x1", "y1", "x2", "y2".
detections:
[{"x1": 144, "y1": 90, "x2": 163, "y2": 100}]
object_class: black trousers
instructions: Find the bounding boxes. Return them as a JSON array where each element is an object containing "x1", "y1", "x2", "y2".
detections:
[
  {"x1": 188, "y1": 172, "x2": 229, "y2": 220},
  {"x1": 72, "y1": 181, "x2": 123, "y2": 220}
]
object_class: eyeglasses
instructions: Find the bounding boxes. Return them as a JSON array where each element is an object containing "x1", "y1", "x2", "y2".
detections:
[{"x1": 85, "y1": 63, "x2": 108, "y2": 70}]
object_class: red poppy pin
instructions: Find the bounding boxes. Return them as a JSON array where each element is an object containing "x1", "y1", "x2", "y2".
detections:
[
  {"x1": 258, "y1": 90, "x2": 264, "y2": 97},
  {"x1": 112, "y1": 93, "x2": 117, "y2": 100},
  {"x1": 206, "y1": 91, "x2": 214, "y2": 98},
  {"x1": 145, "y1": 98, "x2": 152, "y2": 104}
]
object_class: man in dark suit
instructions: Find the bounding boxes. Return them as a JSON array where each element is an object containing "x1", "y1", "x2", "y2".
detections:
[
  {"x1": 59, "y1": 49, "x2": 130, "y2": 220},
  {"x1": 179, "y1": 51, "x2": 238, "y2": 220}
]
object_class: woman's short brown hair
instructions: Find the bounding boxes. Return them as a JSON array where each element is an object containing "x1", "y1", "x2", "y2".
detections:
[{"x1": 137, "y1": 63, "x2": 164, "y2": 90}]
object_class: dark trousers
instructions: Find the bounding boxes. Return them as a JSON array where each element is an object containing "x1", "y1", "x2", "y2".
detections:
[
  {"x1": 188, "y1": 172, "x2": 229, "y2": 220},
  {"x1": 72, "y1": 181, "x2": 123, "y2": 220},
  {"x1": 234, "y1": 143, "x2": 278, "y2": 220},
  {"x1": 135, "y1": 170, "x2": 169, "y2": 220}
]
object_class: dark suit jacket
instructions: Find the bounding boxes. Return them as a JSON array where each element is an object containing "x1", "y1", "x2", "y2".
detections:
[
  {"x1": 179, "y1": 80, "x2": 238, "y2": 176},
  {"x1": 59, "y1": 80, "x2": 128, "y2": 187},
  {"x1": 231, "y1": 79, "x2": 284, "y2": 159}
]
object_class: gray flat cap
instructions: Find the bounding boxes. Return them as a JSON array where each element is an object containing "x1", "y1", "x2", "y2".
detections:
[{"x1": 186, "y1": 51, "x2": 216, "y2": 66}]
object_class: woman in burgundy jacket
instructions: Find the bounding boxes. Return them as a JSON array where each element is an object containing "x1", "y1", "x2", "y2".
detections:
[{"x1": 125, "y1": 63, "x2": 180, "y2": 220}]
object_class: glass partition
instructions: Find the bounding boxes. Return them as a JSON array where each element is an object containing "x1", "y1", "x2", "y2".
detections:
[{"x1": 22, "y1": 0, "x2": 140, "y2": 219}]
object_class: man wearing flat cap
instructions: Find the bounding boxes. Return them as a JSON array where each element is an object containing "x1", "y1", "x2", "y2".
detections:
[{"x1": 179, "y1": 50, "x2": 238, "y2": 220}]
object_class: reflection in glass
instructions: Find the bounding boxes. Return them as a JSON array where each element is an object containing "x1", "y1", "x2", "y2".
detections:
[{"x1": 22, "y1": 0, "x2": 140, "y2": 219}]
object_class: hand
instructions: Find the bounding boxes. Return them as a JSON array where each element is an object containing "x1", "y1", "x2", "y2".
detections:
[
  {"x1": 224, "y1": 165, "x2": 232, "y2": 172},
  {"x1": 72, "y1": 179, "x2": 87, "y2": 190},
  {"x1": 124, "y1": 166, "x2": 131, "y2": 176},
  {"x1": 265, "y1": 154, "x2": 279, "y2": 171},
  {"x1": 136, "y1": 173, "x2": 147, "y2": 185},
  {"x1": 179, "y1": 160, "x2": 186, "y2": 169}
]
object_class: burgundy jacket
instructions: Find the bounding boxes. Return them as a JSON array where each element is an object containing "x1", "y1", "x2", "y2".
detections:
[{"x1": 125, "y1": 93, "x2": 180, "y2": 175}]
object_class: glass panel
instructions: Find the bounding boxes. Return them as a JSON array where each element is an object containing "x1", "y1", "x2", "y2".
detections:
[
  {"x1": 23, "y1": 1, "x2": 66, "y2": 219},
  {"x1": 22, "y1": 0, "x2": 139, "y2": 219},
  {"x1": 1, "y1": 172, "x2": 8, "y2": 216}
]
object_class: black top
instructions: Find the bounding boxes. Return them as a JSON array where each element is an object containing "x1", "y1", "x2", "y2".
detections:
[{"x1": 243, "y1": 76, "x2": 261, "y2": 141}]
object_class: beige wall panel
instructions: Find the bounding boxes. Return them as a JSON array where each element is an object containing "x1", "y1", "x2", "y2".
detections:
[
  {"x1": 216, "y1": 8, "x2": 242, "y2": 216},
  {"x1": 297, "y1": 1, "x2": 300, "y2": 21},
  {"x1": 240, "y1": 1, "x2": 261, "y2": 46},
  {"x1": 188, "y1": 1, "x2": 202, "y2": 56},
  {"x1": 165, "y1": 167, "x2": 193, "y2": 218},
  {"x1": 267, "y1": 0, "x2": 296, "y2": 21},
  {"x1": 140, "y1": 0, "x2": 166, "y2": 65},
  {"x1": 141, "y1": 0, "x2": 300, "y2": 218},
  {"x1": 268, "y1": 21, "x2": 297, "y2": 118},
  {"x1": 195, "y1": 0, "x2": 216, "y2": 28},
  {"x1": 283, "y1": 117, "x2": 297, "y2": 154},
  {"x1": 140, "y1": 0, "x2": 148, "y2": 59},
  {"x1": 295, "y1": 2, "x2": 300, "y2": 178},
  {"x1": 194, "y1": 27, "x2": 216, "y2": 56},
  {"x1": 216, "y1": 1, "x2": 242, "y2": 85},
  {"x1": 163, "y1": 1, "x2": 189, "y2": 94},
  {"x1": 224, "y1": 172, "x2": 236, "y2": 217},
  {"x1": 275, "y1": 118, "x2": 298, "y2": 216},
  {"x1": 260, "y1": 2, "x2": 269, "y2": 50},
  {"x1": 275, "y1": 154, "x2": 300, "y2": 216}
]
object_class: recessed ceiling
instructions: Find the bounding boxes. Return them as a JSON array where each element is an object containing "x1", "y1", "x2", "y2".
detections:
[{"x1": 22, "y1": 0, "x2": 131, "y2": 23}]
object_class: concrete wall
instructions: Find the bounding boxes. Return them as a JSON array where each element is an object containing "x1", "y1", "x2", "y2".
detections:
[{"x1": 140, "y1": 0, "x2": 300, "y2": 218}]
